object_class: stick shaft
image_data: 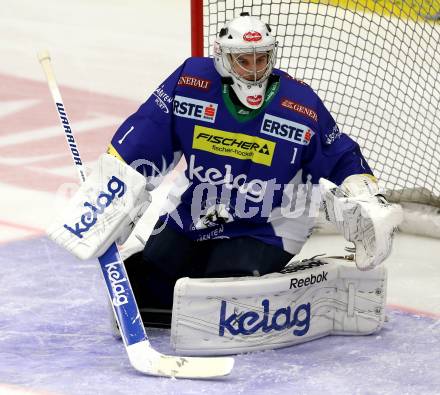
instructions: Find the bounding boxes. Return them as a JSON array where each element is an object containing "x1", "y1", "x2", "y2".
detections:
[
  {"x1": 38, "y1": 50, "x2": 86, "y2": 183},
  {"x1": 38, "y1": 50, "x2": 148, "y2": 347}
]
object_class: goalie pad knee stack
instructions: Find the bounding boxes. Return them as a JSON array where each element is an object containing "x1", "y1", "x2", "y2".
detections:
[{"x1": 170, "y1": 257, "x2": 387, "y2": 356}]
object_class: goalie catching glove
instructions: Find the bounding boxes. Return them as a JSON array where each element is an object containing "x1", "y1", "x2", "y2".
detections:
[
  {"x1": 48, "y1": 153, "x2": 151, "y2": 260},
  {"x1": 319, "y1": 175, "x2": 403, "y2": 270}
]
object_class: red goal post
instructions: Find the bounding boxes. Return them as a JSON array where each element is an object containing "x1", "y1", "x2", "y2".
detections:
[
  {"x1": 190, "y1": 0, "x2": 440, "y2": 238},
  {"x1": 191, "y1": 0, "x2": 205, "y2": 57}
]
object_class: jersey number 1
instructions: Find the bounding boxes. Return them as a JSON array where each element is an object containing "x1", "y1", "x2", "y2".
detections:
[{"x1": 291, "y1": 147, "x2": 298, "y2": 164}]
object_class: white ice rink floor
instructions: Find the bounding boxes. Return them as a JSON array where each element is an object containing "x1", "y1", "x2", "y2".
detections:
[{"x1": 1, "y1": 1, "x2": 439, "y2": 394}]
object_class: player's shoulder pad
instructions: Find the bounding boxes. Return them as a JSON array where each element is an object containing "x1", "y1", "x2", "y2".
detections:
[
  {"x1": 180, "y1": 57, "x2": 218, "y2": 77},
  {"x1": 275, "y1": 68, "x2": 312, "y2": 88},
  {"x1": 175, "y1": 57, "x2": 220, "y2": 93}
]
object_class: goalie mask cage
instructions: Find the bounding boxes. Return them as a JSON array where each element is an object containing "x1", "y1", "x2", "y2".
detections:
[{"x1": 190, "y1": 0, "x2": 440, "y2": 220}]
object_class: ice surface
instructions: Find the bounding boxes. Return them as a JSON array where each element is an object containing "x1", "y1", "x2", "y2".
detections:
[{"x1": 0, "y1": 237, "x2": 439, "y2": 395}]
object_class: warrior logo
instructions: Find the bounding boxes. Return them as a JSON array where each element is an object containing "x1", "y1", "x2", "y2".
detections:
[{"x1": 56, "y1": 102, "x2": 82, "y2": 167}]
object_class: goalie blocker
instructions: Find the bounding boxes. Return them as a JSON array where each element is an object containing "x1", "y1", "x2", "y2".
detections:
[
  {"x1": 170, "y1": 257, "x2": 387, "y2": 355},
  {"x1": 48, "y1": 153, "x2": 151, "y2": 260}
]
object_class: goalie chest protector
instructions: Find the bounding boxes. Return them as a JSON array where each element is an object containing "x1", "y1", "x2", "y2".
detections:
[{"x1": 111, "y1": 57, "x2": 372, "y2": 253}]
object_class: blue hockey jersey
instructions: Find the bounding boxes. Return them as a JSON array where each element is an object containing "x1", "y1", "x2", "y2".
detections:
[{"x1": 109, "y1": 57, "x2": 373, "y2": 254}]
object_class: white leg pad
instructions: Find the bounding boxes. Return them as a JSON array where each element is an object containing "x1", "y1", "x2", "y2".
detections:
[{"x1": 170, "y1": 257, "x2": 387, "y2": 355}]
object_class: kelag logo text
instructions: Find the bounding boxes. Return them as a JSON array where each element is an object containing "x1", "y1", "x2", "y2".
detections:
[
  {"x1": 64, "y1": 176, "x2": 126, "y2": 238},
  {"x1": 219, "y1": 299, "x2": 311, "y2": 337},
  {"x1": 105, "y1": 261, "x2": 129, "y2": 307}
]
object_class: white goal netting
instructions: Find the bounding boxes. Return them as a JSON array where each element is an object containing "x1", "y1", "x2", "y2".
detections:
[{"x1": 198, "y1": 0, "x2": 440, "y2": 210}]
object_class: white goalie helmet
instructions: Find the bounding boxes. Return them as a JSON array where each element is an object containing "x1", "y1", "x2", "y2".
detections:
[{"x1": 213, "y1": 13, "x2": 277, "y2": 109}]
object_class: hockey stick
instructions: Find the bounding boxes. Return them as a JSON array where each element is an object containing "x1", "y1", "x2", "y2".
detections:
[{"x1": 37, "y1": 50, "x2": 234, "y2": 378}]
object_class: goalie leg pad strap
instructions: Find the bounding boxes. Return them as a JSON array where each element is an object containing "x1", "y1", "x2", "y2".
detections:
[{"x1": 170, "y1": 258, "x2": 387, "y2": 356}]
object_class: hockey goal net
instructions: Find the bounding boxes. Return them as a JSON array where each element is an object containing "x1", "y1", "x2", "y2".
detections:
[{"x1": 191, "y1": 0, "x2": 440, "y2": 237}]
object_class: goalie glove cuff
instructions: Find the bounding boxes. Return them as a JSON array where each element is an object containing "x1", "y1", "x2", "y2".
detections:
[{"x1": 341, "y1": 173, "x2": 382, "y2": 198}]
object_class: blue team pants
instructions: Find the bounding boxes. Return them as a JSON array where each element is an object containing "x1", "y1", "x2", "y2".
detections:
[{"x1": 124, "y1": 222, "x2": 294, "y2": 314}]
